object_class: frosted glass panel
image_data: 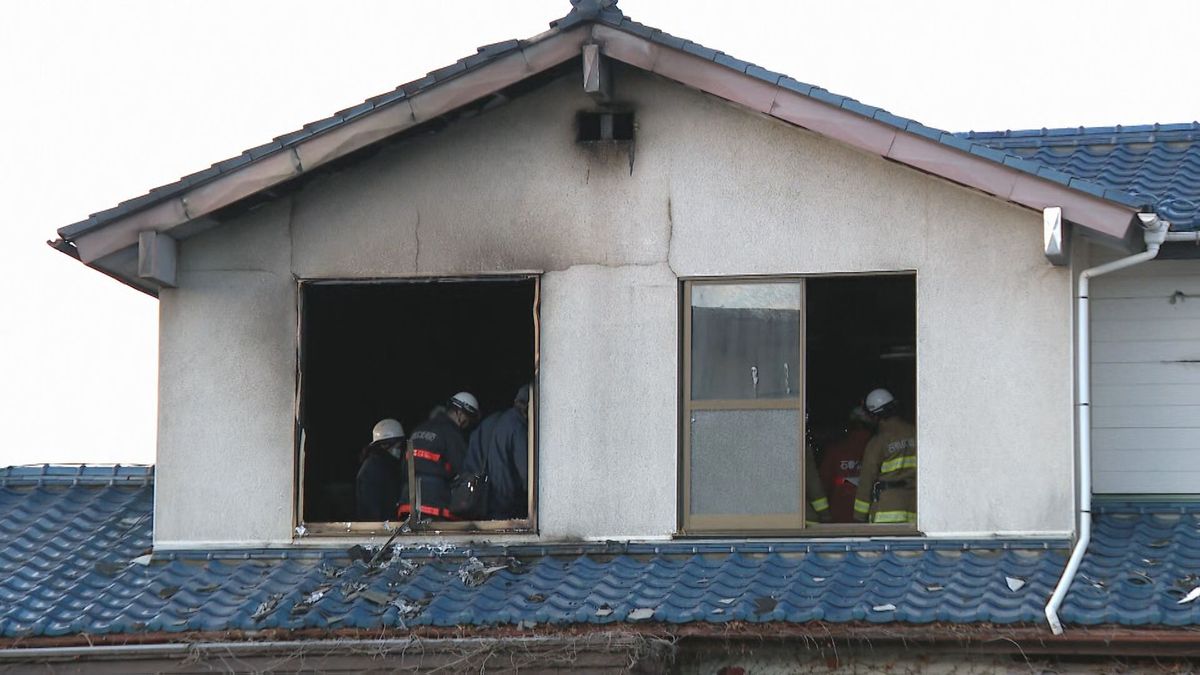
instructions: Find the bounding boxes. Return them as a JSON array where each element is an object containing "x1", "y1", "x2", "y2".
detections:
[
  {"x1": 690, "y1": 409, "x2": 800, "y2": 515},
  {"x1": 691, "y1": 283, "x2": 801, "y2": 400}
]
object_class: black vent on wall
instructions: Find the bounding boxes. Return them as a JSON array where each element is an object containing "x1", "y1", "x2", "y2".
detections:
[{"x1": 577, "y1": 111, "x2": 634, "y2": 142}]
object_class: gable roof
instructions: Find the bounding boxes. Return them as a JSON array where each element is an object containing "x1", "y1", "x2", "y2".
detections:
[
  {"x1": 964, "y1": 123, "x2": 1200, "y2": 232},
  {"x1": 50, "y1": 1, "x2": 1149, "y2": 295},
  {"x1": 4, "y1": 465, "x2": 1200, "y2": 656}
]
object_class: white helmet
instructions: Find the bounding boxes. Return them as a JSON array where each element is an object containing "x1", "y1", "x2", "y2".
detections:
[
  {"x1": 449, "y1": 391, "x2": 480, "y2": 418},
  {"x1": 864, "y1": 388, "x2": 896, "y2": 415},
  {"x1": 372, "y1": 418, "x2": 405, "y2": 443}
]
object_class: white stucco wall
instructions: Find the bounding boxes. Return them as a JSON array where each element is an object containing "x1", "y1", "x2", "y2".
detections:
[{"x1": 155, "y1": 66, "x2": 1073, "y2": 547}]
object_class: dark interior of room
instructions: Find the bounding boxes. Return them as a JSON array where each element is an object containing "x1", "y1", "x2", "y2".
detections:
[
  {"x1": 805, "y1": 274, "x2": 917, "y2": 445},
  {"x1": 301, "y1": 278, "x2": 536, "y2": 522}
]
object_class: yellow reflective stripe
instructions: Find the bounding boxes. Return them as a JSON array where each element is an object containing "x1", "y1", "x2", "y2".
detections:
[
  {"x1": 854, "y1": 499, "x2": 871, "y2": 515},
  {"x1": 871, "y1": 510, "x2": 916, "y2": 524},
  {"x1": 811, "y1": 497, "x2": 829, "y2": 512},
  {"x1": 880, "y1": 455, "x2": 917, "y2": 474}
]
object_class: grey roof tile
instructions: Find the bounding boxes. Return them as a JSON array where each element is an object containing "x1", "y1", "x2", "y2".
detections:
[
  {"x1": 429, "y1": 60, "x2": 468, "y2": 82},
  {"x1": 245, "y1": 141, "x2": 283, "y2": 161},
  {"x1": 871, "y1": 109, "x2": 910, "y2": 131},
  {"x1": 777, "y1": 77, "x2": 814, "y2": 97},
  {"x1": 904, "y1": 120, "x2": 944, "y2": 142},
  {"x1": 680, "y1": 41, "x2": 719, "y2": 61},
  {"x1": 806, "y1": 87, "x2": 846, "y2": 108},
  {"x1": 839, "y1": 98, "x2": 877, "y2": 118},
  {"x1": 745, "y1": 65, "x2": 783, "y2": 85},
  {"x1": 649, "y1": 30, "x2": 687, "y2": 51},
  {"x1": 712, "y1": 52, "x2": 750, "y2": 73},
  {"x1": 968, "y1": 144, "x2": 1012, "y2": 164},
  {"x1": 615, "y1": 18, "x2": 655, "y2": 39}
]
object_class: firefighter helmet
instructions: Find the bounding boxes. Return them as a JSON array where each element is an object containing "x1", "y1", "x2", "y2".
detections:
[
  {"x1": 372, "y1": 418, "x2": 405, "y2": 442},
  {"x1": 865, "y1": 388, "x2": 896, "y2": 415},
  {"x1": 449, "y1": 391, "x2": 480, "y2": 418}
]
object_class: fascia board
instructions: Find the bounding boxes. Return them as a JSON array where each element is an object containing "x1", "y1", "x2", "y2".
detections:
[
  {"x1": 68, "y1": 27, "x2": 590, "y2": 266},
  {"x1": 591, "y1": 24, "x2": 1138, "y2": 241}
]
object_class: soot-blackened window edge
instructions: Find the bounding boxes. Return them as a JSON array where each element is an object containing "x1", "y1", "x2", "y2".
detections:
[{"x1": 295, "y1": 275, "x2": 539, "y2": 536}]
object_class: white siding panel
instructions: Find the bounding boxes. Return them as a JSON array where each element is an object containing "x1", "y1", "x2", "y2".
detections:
[
  {"x1": 1093, "y1": 428, "x2": 1200, "y2": 451},
  {"x1": 1091, "y1": 256, "x2": 1200, "y2": 494},
  {"x1": 1095, "y1": 470, "x2": 1200, "y2": 494},
  {"x1": 1093, "y1": 319, "x2": 1200, "y2": 342},
  {"x1": 1093, "y1": 405, "x2": 1200, "y2": 428},
  {"x1": 1090, "y1": 275, "x2": 1200, "y2": 299},
  {"x1": 1090, "y1": 297, "x2": 1200, "y2": 320},
  {"x1": 1093, "y1": 449, "x2": 1200, "y2": 473},
  {"x1": 1093, "y1": 383, "x2": 1200, "y2": 406},
  {"x1": 1092, "y1": 340, "x2": 1200, "y2": 363},
  {"x1": 1093, "y1": 362, "x2": 1200, "y2": 385}
]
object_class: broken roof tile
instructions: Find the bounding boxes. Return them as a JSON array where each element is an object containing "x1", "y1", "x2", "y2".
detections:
[{"x1": 11, "y1": 466, "x2": 1198, "y2": 640}]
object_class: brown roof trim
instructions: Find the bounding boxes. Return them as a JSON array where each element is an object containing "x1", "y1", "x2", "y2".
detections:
[
  {"x1": 591, "y1": 24, "x2": 1137, "y2": 240},
  {"x1": 65, "y1": 20, "x2": 1139, "y2": 280},
  {"x1": 4, "y1": 622, "x2": 1200, "y2": 657},
  {"x1": 67, "y1": 26, "x2": 591, "y2": 267}
]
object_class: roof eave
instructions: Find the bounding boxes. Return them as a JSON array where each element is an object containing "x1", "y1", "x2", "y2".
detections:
[
  {"x1": 47, "y1": 239, "x2": 160, "y2": 298},
  {"x1": 586, "y1": 22, "x2": 1141, "y2": 240},
  {"x1": 57, "y1": 16, "x2": 1144, "y2": 291}
]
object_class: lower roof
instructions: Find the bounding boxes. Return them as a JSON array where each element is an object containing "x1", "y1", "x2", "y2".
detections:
[
  {"x1": 964, "y1": 123, "x2": 1200, "y2": 232},
  {"x1": 2, "y1": 465, "x2": 1197, "y2": 646}
]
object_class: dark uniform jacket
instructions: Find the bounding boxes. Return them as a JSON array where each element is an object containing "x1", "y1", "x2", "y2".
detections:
[
  {"x1": 355, "y1": 439, "x2": 406, "y2": 521},
  {"x1": 399, "y1": 412, "x2": 468, "y2": 519},
  {"x1": 463, "y1": 407, "x2": 528, "y2": 519}
]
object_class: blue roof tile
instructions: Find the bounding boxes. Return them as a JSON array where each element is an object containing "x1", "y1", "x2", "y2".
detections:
[
  {"x1": 963, "y1": 124, "x2": 1200, "y2": 230},
  {"x1": 11, "y1": 466, "x2": 1165, "y2": 641},
  {"x1": 680, "y1": 41, "x2": 719, "y2": 61},
  {"x1": 712, "y1": 52, "x2": 750, "y2": 73},
  {"x1": 745, "y1": 65, "x2": 783, "y2": 85}
]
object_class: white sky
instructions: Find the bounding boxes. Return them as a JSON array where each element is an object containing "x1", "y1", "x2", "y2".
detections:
[{"x1": 2, "y1": 0, "x2": 1197, "y2": 467}]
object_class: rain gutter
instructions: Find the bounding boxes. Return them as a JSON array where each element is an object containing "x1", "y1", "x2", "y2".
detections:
[
  {"x1": 1045, "y1": 213, "x2": 1169, "y2": 635},
  {"x1": 0, "y1": 635, "x2": 656, "y2": 664}
]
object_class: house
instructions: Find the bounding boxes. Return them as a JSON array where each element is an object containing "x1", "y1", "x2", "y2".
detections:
[{"x1": 6, "y1": 0, "x2": 1199, "y2": 670}]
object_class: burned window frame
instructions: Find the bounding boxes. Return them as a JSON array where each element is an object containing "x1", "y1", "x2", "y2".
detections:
[
  {"x1": 678, "y1": 274, "x2": 918, "y2": 537},
  {"x1": 293, "y1": 274, "x2": 540, "y2": 538}
]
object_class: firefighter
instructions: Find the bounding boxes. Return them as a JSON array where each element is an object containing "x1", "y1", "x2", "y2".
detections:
[
  {"x1": 463, "y1": 384, "x2": 530, "y2": 519},
  {"x1": 355, "y1": 418, "x2": 407, "y2": 521},
  {"x1": 398, "y1": 391, "x2": 480, "y2": 521},
  {"x1": 819, "y1": 407, "x2": 873, "y2": 523},
  {"x1": 853, "y1": 388, "x2": 917, "y2": 524}
]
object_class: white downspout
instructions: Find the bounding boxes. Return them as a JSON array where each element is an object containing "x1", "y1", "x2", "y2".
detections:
[{"x1": 1045, "y1": 213, "x2": 1169, "y2": 635}]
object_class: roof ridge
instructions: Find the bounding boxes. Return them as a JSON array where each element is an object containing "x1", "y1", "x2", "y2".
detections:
[
  {"x1": 0, "y1": 463, "x2": 154, "y2": 487},
  {"x1": 53, "y1": 3, "x2": 1148, "y2": 254},
  {"x1": 959, "y1": 122, "x2": 1200, "y2": 144}
]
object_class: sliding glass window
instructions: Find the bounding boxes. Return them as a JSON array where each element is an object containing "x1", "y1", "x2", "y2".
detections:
[{"x1": 681, "y1": 274, "x2": 918, "y2": 536}]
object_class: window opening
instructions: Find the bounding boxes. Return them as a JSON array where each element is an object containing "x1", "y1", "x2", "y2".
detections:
[
  {"x1": 681, "y1": 274, "x2": 916, "y2": 534},
  {"x1": 298, "y1": 277, "x2": 537, "y2": 533}
]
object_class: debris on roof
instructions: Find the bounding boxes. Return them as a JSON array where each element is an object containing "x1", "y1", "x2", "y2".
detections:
[{"x1": 5, "y1": 467, "x2": 1200, "y2": 642}]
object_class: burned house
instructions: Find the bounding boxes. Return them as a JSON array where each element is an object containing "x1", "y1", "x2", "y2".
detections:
[{"x1": 6, "y1": 0, "x2": 1200, "y2": 670}]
